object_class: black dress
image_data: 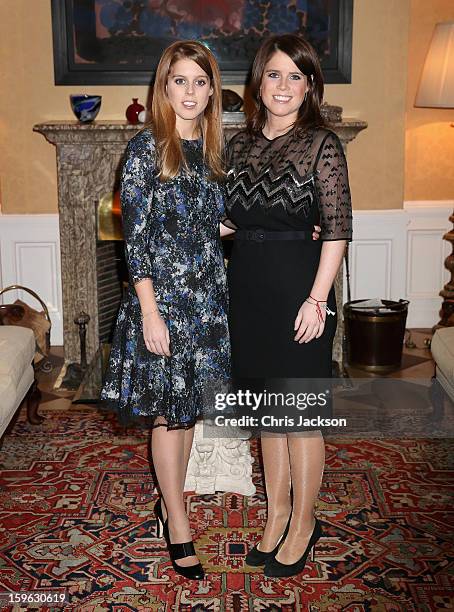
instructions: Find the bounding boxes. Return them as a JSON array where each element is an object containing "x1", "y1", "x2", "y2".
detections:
[{"x1": 224, "y1": 126, "x2": 352, "y2": 428}]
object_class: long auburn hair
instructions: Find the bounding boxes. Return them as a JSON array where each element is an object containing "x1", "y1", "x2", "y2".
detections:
[
  {"x1": 148, "y1": 40, "x2": 224, "y2": 181},
  {"x1": 248, "y1": 34, "x2": 328, "y2": 133}
]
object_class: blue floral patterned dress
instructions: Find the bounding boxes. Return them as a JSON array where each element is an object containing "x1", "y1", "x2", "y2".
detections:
[{"x1": 100, "y1": 129, "x2": 230, "y2": 429}]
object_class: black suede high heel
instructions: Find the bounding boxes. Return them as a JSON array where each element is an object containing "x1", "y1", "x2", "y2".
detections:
[
  {"x1": 264, "y1": 517, "x2": 322, "y2": 578},
  {"x1": 154, "y1": 497, "x2": 205, "y2": 581},
  {"x1": 245, "y1": 513, "x2": 292, "y2": 566}
]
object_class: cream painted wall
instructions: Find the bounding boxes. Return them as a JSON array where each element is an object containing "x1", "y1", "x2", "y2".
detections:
[
  {"x1": 324, "y1": 0, "x2": 410, "y2": 210},
  {"x1": 1, "y1": 0, "x2": 410, "y2": 214},
  {"x1": 405, "y1": 0, "x2": 454, "y2": 201}
]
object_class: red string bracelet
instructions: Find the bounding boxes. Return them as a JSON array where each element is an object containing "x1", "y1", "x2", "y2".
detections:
[{"x1": 306, "y1": 295, "x2": 327, "y2": 323}]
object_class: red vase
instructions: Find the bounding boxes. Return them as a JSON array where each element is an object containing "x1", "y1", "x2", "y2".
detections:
[{"x1": 126, "y1": 98, "x2": 145, "y2": 124}]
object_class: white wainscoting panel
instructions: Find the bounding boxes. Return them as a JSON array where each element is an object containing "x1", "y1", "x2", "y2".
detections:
[
  {"x1": 404, "y1": 201, "x2": 452, "y2": 328},
  {"x1": 345, "y1": 210, "x2": 409, "y2": 305},
  {"x1": 0, "y1": 214, "x2": 63, "y2": 344},
  {"x1": 344, "y1": 203, "x2": 452, "y2": 328},
  {"x1": 349, "y1": 239, "x2": 392, "y2": 299}
]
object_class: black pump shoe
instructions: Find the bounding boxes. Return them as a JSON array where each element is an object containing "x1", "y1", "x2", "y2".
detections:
[
  {"x1": 154, "y1": 497, "x2": 205, "y2": 581},
  {"x1": 245, "y1": 513, "x2": 291, "y2": 566},
  {"x1": 264, "y1": 518, "x2": 322, "y2": 578}
]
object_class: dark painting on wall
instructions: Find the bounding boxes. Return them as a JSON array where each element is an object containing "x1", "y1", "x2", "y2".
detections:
[{"x1": 52, "y1": 0, "x2": 353, "y2": 85}]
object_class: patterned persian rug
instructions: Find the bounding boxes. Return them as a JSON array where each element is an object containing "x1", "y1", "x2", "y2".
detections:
[{"x1": 0, "y1": 404, "x2": 452, "y2": 611}]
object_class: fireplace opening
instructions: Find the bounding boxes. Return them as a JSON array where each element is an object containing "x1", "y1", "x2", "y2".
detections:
[{"x1": 96, "y1": 191, "x2": 127, "y2": 344}]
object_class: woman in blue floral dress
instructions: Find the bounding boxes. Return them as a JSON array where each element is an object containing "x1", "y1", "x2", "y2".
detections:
[{"x1": 101, "y1": 41, "x2": 230, "y2": 580}]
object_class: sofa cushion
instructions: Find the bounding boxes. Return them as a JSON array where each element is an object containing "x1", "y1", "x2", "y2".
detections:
[
  {"x1": 0, "y1": 326, "x2": 35, "y2": 388},
  {"x1": 431, "y1": 327, "x2": 454, "y2": 383},
  {"x1": 0, "y1": 375, "x2": 18, "y2": 437}
]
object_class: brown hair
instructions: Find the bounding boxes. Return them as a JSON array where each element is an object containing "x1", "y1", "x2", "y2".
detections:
[
  {"x1": 248, "y1": 34, "x2": 327, "y2": 133},
  {"x1": 148, "y1": 40, "x2": 224, "y2": 181}
]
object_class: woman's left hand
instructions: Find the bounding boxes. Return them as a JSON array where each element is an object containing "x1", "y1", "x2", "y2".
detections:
[{"x1": 294, "y1": 301, "x2": 325, "y2": 343}]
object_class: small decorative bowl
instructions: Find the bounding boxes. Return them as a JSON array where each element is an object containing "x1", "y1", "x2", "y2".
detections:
[{"x1": 70, "y1": 94, "x2": 102, "y2": 123}]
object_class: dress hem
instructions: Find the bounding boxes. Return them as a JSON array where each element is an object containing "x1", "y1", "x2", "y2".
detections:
[{"x1": 98, "y1": 398, "x2": 201, "y2": 431}]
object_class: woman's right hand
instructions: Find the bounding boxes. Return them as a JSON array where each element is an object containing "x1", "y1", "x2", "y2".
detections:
[{"x1": 143, "y1": 312, "x2": 171, "y2": 356}]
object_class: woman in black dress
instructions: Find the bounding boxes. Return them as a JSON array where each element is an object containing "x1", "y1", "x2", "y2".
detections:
[{"x1": 224, "y1": 35, "x2": 352, "y2": 577}]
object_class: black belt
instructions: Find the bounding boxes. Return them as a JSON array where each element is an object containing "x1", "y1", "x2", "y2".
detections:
[{"x1": 235, "y1": 229, "x2": 312, "y2": 242}]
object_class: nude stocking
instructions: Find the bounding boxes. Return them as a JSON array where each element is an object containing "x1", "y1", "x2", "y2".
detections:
[
  {"x1": 258, "y1": 434, "x2": 292, "y2": 551},
  {"x1": 151, "y1": 419, "x2": 199, "y2": 567},
  {"x1": 276, "y1": 431, "x2": 325, "y2": 564}
]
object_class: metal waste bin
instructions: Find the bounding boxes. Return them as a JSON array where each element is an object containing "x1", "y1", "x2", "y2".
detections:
[{"x1": 343, "y1": 299, "x2": 409, "y2": 373}]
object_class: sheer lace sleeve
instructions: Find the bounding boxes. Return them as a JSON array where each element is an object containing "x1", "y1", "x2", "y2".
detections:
[
  {"x1": 220, "y1": 133, "x2": 239, "y2": 230},
  {"x1": 314, "y1": 131, "x2": 352, "y2": 241},
  {"x1": 121, "y1": 131, "x2": 156, "y2": 285}
]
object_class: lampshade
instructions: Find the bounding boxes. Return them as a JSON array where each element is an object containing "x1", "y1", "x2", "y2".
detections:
[{"x1": 415, "y1": 21, "x2": 454, "y2": 108}]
